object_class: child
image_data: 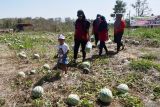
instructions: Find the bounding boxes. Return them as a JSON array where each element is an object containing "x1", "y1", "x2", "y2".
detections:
[{"x1": 57, "y1": 34, "x2": 69, "y2": 75}]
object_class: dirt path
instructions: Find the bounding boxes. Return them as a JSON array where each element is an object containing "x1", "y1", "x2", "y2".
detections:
[
  {"x1": 0, "y1": 45, "x2": 16, "y2": 96},
  {"x1": 0, "y1": 44, "x2": 18, "y2": 107}
]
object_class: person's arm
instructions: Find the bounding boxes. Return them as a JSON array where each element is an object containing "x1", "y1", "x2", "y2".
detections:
[
  {"x1": 86, "y1": 21, "x2": 91, "y2": 41},
  {"x1": 63, "y1": 45, "x2": 69, "y2": 57},
  {"x1": 74, "y1": 20, "x2": 77, "y2": 39}
]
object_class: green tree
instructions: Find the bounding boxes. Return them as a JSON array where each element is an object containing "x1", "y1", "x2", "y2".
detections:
[{"x1": 113, "y1": 0, "x2": 126, "y2": 14}]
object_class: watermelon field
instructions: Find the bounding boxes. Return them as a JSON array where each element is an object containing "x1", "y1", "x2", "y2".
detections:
[{"x1": 0, "y1": 28, "x2": 160, "y2": 107}]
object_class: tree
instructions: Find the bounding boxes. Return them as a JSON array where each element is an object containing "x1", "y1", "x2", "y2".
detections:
[
  {"x1": 113, "y1": 0, "x2": 126, "y2": 14},
  {"x1": 131, "y1": 0, "x2": 151, "y2": 17}
]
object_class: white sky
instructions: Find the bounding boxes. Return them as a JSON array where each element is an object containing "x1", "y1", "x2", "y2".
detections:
[{"x1": 0, "y1": 0, "x2": 159, "y2": 22}]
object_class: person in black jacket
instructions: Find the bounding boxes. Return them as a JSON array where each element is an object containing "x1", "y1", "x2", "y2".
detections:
[
  {"x1": 92, "y1": 14, "x2": 101, "y2": 46},
  {"x1": 98, "y1": 16, "x2": 109, "y2": 56},
  {"x1": 74, "y1": 10, "x2": 90, "y2": 63}
]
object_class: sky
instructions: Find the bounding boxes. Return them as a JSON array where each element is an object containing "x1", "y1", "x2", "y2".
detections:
[{"x1": 0, "y1": 0, "x2": 159, "y2": 21}]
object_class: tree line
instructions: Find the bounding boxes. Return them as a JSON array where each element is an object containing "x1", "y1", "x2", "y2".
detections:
[{"x1": 0, "y1": 17, "x2": 77, "y2": 32}]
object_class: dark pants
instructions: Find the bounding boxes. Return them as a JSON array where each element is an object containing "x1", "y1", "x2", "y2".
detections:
[
  {"x1": 114, "y1": 32, "x2": 124, "y2": 52},
  {"x1": 74, "y1": 39, "x2": 87, "y2": 60},
  {"x1": 99, "y1": 41, "x2": 108, "y2": 56},
  {"x1": 94, "y1": 33, "x2": 99, "y2": 46}
]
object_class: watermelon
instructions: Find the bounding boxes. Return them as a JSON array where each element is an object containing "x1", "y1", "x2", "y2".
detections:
[
  {"x1": 83, "y1": 67, "x2": 90, "y2": 74},
  {"x1": 43, "y1": 64, "x2": 50, "y2": 70},
  {"x1": 117, "y1": 84, "x2": 129, "y2": 94},
  {"x1": 67, "y1": 94, "x2": 80, "y2": 106},
  {"x1": 18, "y1": 51, "x2": 27, "y2": 59},
  {"x1": 17, "y1": 71, "x2": 26, "y2": 78},
  {"x1": 33, "y1": 54, "x2": 40, "y2": 59},
  {"x1": 32, "y1": 86, "x2": 44, "y2": 98},
  {"x1": 99, "y1": 88, "x2": 113, "y2": 103},
  {"x1": 82, "y1": 61, "x2": 91, "y2": 69}
]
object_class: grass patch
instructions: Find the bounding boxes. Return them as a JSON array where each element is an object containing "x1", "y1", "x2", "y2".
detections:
[
  {"x1": 81, "y1": 98, "x2": 94, "y2": 107},
  {"x1": 130, "y1": 59, "x2": 160, "y2": 72},
  {"x1": 32, "y1": 98, "x2": 52, "y2": 107},
  {"x1": 153, "y1": 86, "x2": 160, "y2": 100},
  {"x1": 0, "y1": 98, "x2": 5, "y2": 106},
  {"x1": 125, "y1": 28, "x2": 160, "y2": 40},
  {"x1": 117, "y1": 72, "x2": 143, "y2": 87},
  {"x1": 125, "y1": 28, "x2": 160, "y2": 46},
  {"x1": 119, "y1": 94, "x2": 143, "y2": 107},
  {"x1": 141, "y1": 53, "x2": 158, "y2": 60},
  {"x1": 0, "y1": 32, "x2": 55, "y2": 51}
]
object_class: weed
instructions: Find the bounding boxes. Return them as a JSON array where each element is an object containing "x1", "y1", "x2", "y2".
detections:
[
  {"x1": 130, "y1": 59, "x2": 155, "y2": 72},
  {"x1": 141, "y1": 53, "x2": 157, "y2": 60},
  {"x1": 0, "y1": 98, "x2": 5, "y2": 106},
  {"x1": 131, "y1": 59, "x2": 160, "y2": 72},
  {"x1": 153, "y1": 86, "x2": 160, "y2": 100},
  {"x1": 81, "y1": 98, "x2": 94, "y2": 107},
  {"x1": 119, "y1": 94, "x2": 143, "y2": 107},
  {"x1": 117, "y1": 72, "x2": 143, "y2": 87},
  {"x1": 32, "y1": 98, "x2": 44, "y2": 107}
]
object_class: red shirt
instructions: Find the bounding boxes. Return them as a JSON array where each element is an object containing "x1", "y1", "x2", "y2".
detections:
[
  {"x1": 98, "y1": 29, "x2": 108, "y2": 42},
  {"x1": 75, "y1": 20, "x2": 89, "y2": 41},
  {"x1": 114, "y1": 20, "x2": 126, "y2": 34}
]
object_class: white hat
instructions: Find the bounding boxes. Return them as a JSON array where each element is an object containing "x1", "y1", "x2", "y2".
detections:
[{"x1": 58, "y1": 34, "x2": 65, "y2": 39}]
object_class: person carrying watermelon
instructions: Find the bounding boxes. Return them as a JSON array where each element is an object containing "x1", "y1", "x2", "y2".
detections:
[
  {"x1": 73, "y1": 10, "x2": 90, "y2": 63},
  {"x1": 92, "y1": 14, "x2": 101, "y2": 46},
  {"x1": 114, "y1": 13, "x2": 126, "y2": 53},
  {"x1": 98, "y1": 16, "x2": 109, "y2": 56}
]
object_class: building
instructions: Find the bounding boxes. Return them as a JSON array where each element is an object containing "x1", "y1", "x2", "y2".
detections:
[{"x1": 130, "y1": 15, "x2": 160, "y2": 27}]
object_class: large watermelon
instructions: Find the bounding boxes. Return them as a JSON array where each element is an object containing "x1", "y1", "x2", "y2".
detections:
[
  {"x1": 99, "y1": 88, "x2": 113, "y2": 103},
  {"x1": 67, "y1": 94, "x2": 80, "y2": 106}
]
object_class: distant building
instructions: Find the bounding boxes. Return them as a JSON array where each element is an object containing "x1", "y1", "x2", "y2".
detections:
[
  {"x1": 16, "y1": 23, "x2": 33, "y2": 32},
  {"x1": 130, "y1": 15, "x2": 160, "y2": 27}
]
